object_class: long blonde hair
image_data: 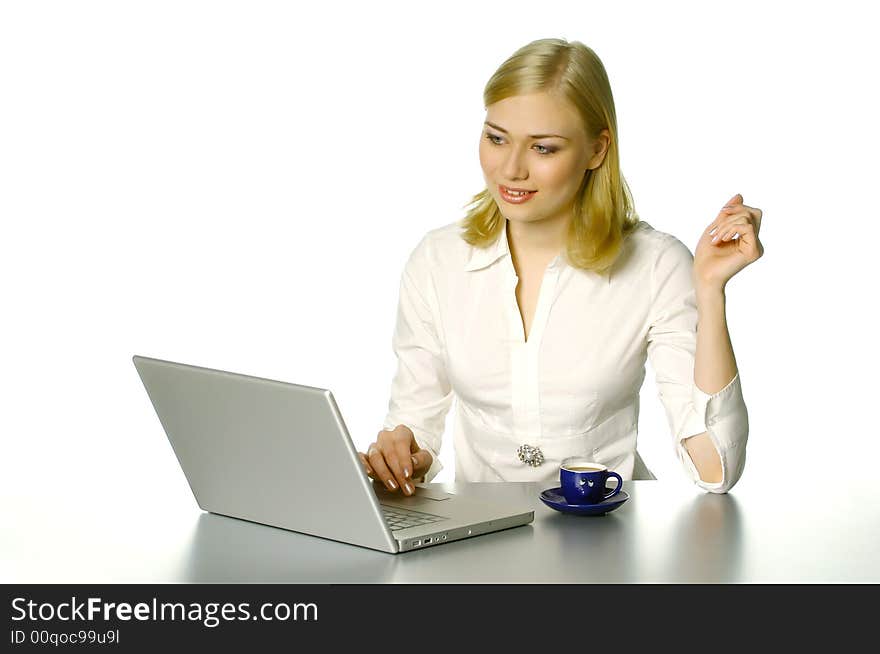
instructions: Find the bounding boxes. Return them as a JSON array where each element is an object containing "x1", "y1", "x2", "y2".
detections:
[{"x1": 459, "y1": 38, "x2": 640, "y2": 274}]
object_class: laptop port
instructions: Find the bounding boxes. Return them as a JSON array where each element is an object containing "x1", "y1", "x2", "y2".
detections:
[
  {"x1": 413, "y1": 539, "x2": 421, "y2": 546},
  {"x1": 424, "y1": 537, "x2": 432, "y2": 544}
]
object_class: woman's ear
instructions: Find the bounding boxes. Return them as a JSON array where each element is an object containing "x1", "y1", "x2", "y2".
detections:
[{"x1": 586, "y1": 128, "x2": 611, "y2": 170}]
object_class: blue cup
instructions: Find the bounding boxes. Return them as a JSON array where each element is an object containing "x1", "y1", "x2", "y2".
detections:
[{"x1": 560, "y1": 458, "x2": 623, "y2": 505}]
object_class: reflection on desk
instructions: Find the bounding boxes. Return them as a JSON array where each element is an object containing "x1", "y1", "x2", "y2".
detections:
[
  {"x1": 4, "y1": 480, "x2": 879, "y2": 583},
  {"x1": 173, "y1": 479, "x2": 874, "y2": 583}
]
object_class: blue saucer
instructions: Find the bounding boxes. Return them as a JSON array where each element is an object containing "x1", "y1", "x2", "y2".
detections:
[{"x1": 539, "y1": 486, "x2": 629, "y2": 516}]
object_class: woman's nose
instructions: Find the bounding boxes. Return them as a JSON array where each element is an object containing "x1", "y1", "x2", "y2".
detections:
[{"x1": 501, "y1": 149, "x2": 529, "y2": 181}]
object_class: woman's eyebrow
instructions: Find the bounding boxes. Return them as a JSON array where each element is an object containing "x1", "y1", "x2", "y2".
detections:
[{"x1": 483, "y1": 121, "x2": 569, "y2": 140}]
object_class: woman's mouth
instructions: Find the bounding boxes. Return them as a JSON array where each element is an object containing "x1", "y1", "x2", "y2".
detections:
[{"x1": 499, "y1": 185, "x2": 537, "y2": 204}]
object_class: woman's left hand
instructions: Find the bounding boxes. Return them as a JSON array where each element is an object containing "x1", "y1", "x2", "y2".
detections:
[{"x1": 693, "y1": 193, "x2": 764, "y2": 291}]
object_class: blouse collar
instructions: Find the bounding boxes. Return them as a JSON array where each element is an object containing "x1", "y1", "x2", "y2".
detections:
[{"x1": 463, "y1": 221, "x2": 563, "y2": 272}]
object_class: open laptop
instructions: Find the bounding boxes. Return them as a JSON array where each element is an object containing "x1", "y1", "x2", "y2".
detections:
[{"x1": 132, "y1": 355, "x2": 534, "y2": 554}]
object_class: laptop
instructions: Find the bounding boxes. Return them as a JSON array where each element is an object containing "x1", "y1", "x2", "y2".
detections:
[{"x1": 132, "y1": 355, "x2": 534, "y2": 554}]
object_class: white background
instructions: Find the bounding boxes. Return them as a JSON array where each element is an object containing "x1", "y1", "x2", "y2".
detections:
[{"x1": 2, "y1": 0, "x2": 878, "y2": 558}]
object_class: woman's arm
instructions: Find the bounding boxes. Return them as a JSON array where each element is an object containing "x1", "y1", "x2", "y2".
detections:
[
  {"x1": 683, "y1": 287, "x2": 736, "y2": 483},
  {"x1": 380, "y1": 235, "x2": 453, "y2": 485},
  {"x1": 688, "y1": 192, "x2": 764, "y2": 485}
]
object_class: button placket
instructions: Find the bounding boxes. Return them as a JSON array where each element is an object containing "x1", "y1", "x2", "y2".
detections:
[
  {"x1": 507, "y1": 272, "x2": 528, "y2": 448},
  {"x1": 528, "y1": 268, "x2": 559, "y2": 457},
  {"x1": 508, "y1": 265, "x2": 560, "y2": 467}
]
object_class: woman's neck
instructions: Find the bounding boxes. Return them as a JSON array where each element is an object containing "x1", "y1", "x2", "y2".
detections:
[{"x1": 505, "y1": 216, "x2": 568, "y2": 270}]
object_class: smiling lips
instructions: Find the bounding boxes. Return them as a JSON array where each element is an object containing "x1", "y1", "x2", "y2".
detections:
[{"x1": 499, "y1": 184, "x2": 537, "y2": 203}]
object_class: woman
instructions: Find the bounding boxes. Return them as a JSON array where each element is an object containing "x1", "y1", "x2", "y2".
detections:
[{"x1": 358, "y1": 38, "x2": 762, "y2": 496}]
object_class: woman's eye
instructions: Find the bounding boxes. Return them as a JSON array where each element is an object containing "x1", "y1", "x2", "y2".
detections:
[{"x1": 484, "y1": 133, "x2": 555, "y2": 155}]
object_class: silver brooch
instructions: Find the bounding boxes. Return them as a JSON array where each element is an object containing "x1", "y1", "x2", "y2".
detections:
[{"x1": 517, "y1": 444, "x2": 545, "y2": 467}]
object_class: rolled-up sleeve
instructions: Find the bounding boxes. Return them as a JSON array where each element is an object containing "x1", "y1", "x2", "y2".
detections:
[
  {"x1": 381, "y1": 237, "x2": 454, "y2": 482},
  {"x1": 646, "y1": 236, "x2": 749, "y2": 493}
]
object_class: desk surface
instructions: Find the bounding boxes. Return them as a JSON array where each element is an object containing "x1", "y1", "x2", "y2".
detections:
[{"x1": 3, "y1": 479, "x2": 879, "y2": 583}]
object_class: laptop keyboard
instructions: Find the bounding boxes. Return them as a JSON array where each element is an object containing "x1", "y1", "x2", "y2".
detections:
[{"x1": 380, "y1": 505, "x2": 448, "y2": 531}]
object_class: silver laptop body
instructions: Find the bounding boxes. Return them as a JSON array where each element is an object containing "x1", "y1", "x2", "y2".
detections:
[{"x1": 133, "y1": 355, "x2": 534, "y2": 554}]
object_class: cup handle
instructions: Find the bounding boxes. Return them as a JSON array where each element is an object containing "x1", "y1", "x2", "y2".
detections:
[{"x1": 603, "y1": 472, "x2": 623, "y2": 500}]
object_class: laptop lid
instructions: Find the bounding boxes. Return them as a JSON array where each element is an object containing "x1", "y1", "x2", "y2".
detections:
[{"x1": 133, "y1": 354, "x2": 399, "y2": 553}]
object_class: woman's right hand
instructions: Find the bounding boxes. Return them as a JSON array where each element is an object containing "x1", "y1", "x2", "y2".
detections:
[{"x1": 357, "y1": 425, "x2": 433, "y2": 496}]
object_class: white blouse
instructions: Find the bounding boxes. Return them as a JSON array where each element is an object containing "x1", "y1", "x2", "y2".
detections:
[{"x1": 382, "y1": 219, "x2": 749, "y2": 493}]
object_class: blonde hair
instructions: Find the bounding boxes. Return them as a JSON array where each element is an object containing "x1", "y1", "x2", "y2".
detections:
[{"x1": 459, "y1": 38, "x2": 640, "y2": 275}]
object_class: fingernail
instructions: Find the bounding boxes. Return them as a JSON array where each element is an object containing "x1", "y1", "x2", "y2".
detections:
[
  {"x1": 709, "y1": 227, "x2": 717, "y2": 235},
  {"x1": 711, "y1": 235, "x2": 719, "y2": 243},
  {"x1": 411, "y1": 456, "x2": 418, "y2": 468},
  {"x1": 387, "y1": 479, "x2": 397, "y2": 489},
  {"x1": 405, "y1": 482, "x2": 413, "y2": 494},
  {"x1": 404, "y1": 467, "x2": 410, "y2": 478}
]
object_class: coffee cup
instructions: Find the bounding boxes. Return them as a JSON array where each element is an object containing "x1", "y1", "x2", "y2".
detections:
[{"x1": 560, "y1": 458, "x2": 623, "y2": 505}]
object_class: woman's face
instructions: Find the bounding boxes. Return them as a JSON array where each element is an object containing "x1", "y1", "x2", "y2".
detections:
[{"x1": 479, "y1": 92, "x2": 609, "y2": 229}]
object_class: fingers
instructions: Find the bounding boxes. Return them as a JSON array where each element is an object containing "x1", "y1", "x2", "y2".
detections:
[
  {"x1": 725, "y1": 193, "x2": 743, "y2": 207},
  {"x1": 707, "y1": 213, "x2": 757, "y2": 243},
  {"x1": 367, "y1": 443, "x2": 401, "y2": 492},
  {"x1": 368, "y1": 426, "x2": 419, "y2": 496},
  {"x1": 409, "y1": 448, "x2": 433, "y2": 480},
  {"x1": 358, "y1": 452, "x2": 375, "y2": 479},
  {"x1": 705, "y1": 196, "x2": 763, "y2": 246},
  {"x1": 712, "y1": 203, "x2": 761, "y2": 226},
  {"x1": 363, "y1": 446, "x2": 425, "y2": 488},
  {"x1": 717, "y1": 220, "x2": 755, "y2": 244},
  {"x1": 382, "y1": 430, "x2": 415, "y2": 495},
  {"x1": 708, "y1": 209, "x2": 741, "y2": 235},
  {"x1": 711, "y1": 216, "x2": 750, "y2": 243},
  {"x1": 362, "y1": 426, "x2": 431, "y2": 495},
  {"x1": 722, "y1": 222, "x2": 763, "y2": 259}
]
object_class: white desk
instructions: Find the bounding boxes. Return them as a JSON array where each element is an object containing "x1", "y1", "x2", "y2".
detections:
[{"x1": 4, "y1": 479, "x2": 878, "y2": 583}]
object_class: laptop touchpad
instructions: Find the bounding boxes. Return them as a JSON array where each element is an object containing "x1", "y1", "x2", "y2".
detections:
[{"x1": 414, "y1": 486, "x2": 454, "y2": 501}]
